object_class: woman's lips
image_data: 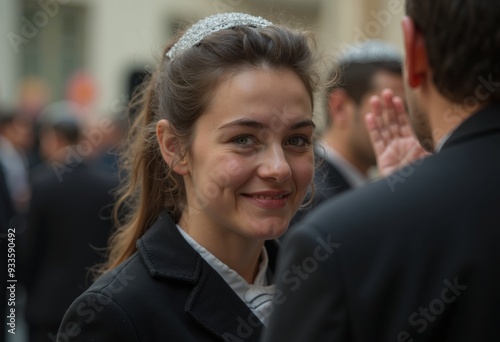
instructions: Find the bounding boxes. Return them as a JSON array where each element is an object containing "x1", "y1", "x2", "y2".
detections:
[{"x1": 242, "y1": 191, "x2": 291, "y2": 209}]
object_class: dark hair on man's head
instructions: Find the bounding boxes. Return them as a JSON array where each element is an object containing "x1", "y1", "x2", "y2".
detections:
[
  {"x1": 327, "y1": 61, "x2": 402, "y2": 105},
  {"x1": 51, "y1": 120, "x2": 80, "y2": 144},
  {"x1": 37, "y1": 102, "x2": 82, "y2": 144},
  {"x1": 324, "y1": 40, "x2": 402, "y2": 126},
  {"x1": 0, "y1": 109, "x2": 16, "y2": 129},
  {"x1": 406, "y1": 0, "x2": 500, "y2": 104}
]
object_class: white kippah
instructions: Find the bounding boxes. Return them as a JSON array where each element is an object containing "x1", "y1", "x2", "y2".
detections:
[
  {"x1": 338, "y1": 39, "x2": 402, "y2": 65},
  {"x1": 166, "y1": 12, "x2": 273, "y2": 60}
]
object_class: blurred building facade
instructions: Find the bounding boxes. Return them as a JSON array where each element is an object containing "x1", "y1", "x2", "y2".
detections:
[{"x1": 1, "y1": 0, "x2": 405, "y2": 120}]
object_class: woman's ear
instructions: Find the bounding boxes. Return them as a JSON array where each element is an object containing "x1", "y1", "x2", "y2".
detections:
[{"x1": 156, "y1": 119, "x2": 189, "y2": 175}]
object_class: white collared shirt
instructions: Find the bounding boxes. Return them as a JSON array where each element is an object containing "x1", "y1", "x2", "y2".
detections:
[
  {"x1": 434, "y1": 131, "x2": 453, "y2": 153},
  {"x1": 176, "y1": 225, "x2": 275, "y2": 325}
]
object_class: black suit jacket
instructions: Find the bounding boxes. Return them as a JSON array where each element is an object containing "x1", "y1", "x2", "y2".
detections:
[
  {"x1": 58, "y1": 211, "x2": 280, "y2": 342},
  {"x1": 263, "y1": 104, "x2": 500, "y2": 342},
  {"x1": 287, "y1": 148, "x2": 352, "y2": 231},
  {"x1": 24, "y1": 163, "x2": 117, "y2": 328}
]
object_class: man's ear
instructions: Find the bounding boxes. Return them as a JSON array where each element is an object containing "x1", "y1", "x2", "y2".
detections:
[
  {"x1": 402, "y1": 16, "x2": 429, "y2": 88},
  {"x1": 328, "y1": 89, "x2": 351, "y2": 128},
  {"x1": 156, "y1": 119, "x2": 189, "y2": 175}
]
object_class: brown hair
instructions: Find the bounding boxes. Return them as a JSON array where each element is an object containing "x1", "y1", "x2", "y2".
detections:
[
  {"x1": 406, "y1": 0, "x2": 500, "y2": 104},
  {"x1": 100, "y1": 22, "x2": 319, "y2": 275}
]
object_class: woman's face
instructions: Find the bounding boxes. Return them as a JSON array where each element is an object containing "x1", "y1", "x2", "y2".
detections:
[{"x1": 179, "y1": 67, "x2": 314, "y2": 241}]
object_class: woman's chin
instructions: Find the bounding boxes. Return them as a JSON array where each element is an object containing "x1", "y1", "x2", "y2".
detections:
[{"x1": 246, "y1": 220, "x2": 290, "y2": 240}]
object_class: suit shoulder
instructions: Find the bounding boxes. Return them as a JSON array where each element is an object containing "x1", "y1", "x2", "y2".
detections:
[
  {"x1": 59, "y1": 284, "x2": 140, "y2": 341},
  {"x1": 294, "y1": 158, "x2": 439, "y2": 237},
  {"x1": 87, "y1": 254, "x2": 144, "y2": 297}
]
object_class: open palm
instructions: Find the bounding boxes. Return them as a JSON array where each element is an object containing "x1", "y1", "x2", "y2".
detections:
[{"x1": 365, "y1": 89, "x2": 431, "y2": 177}]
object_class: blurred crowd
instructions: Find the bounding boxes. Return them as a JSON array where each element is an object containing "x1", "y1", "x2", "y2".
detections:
[{"x1": 0, "y1": 75, "x2": 129, "y2": 342}]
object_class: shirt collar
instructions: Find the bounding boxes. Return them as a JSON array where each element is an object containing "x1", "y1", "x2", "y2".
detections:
[
  {"x1": 176, "y1": 225, "x2": 275, "y2": 325},
  {"x1": 434, "y1": 130, "x2": 453, "y2": 153}
]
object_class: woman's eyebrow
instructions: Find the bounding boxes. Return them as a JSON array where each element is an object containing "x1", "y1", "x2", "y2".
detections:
[
  {"x1": 218, "y1": 118, "x2": 315, "y2": 130},
  {"x1": 218, "y1": 119, "x2": 266, "y2": 130},
  {"x1": 290, "y1": 119, "x2": 315, "y2": 130}
]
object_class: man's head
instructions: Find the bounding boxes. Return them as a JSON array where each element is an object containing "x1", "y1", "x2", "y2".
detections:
[
  {"x1": 324, "y1": 40, "x2": 404, "y2": 174},
  {"x1": 0, "y1": 109, "x2": 33, "y2": 152},
  {"x1": 38, "y1": 102, "x2": 81, "y2": 162},
  {"x1": 403, "y1": 0, "x2": 500, "y2": 150}
]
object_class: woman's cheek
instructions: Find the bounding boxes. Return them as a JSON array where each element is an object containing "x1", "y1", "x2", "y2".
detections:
[
  {"x1": 295, "y1": 155, "x2": 314, "y2": 186},
  {"x1": 211, "y1": 156, "x2": 251, "y2": 188}
]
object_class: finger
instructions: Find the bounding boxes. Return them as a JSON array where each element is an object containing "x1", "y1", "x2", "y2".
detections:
[
  {"x1": 365, "y1": 112, "x2": 387, "y2": 158},
  {"x1": 366, "y1": 96, "x2": 388, "y2": 155},
  {"x1": 393, "y1": 96, "x2": 413, "y2": 138},
  {"x1": 368, "y1": 95, "x2": 383, "y2": 136},
  {"x1": 370, "y1": 95, "x2": 390, "y2": 146},
  {"x1": 381, "y1": 88, "x2": 399, "y2": 139}
]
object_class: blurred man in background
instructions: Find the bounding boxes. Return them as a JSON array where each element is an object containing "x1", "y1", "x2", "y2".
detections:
[
  {"x1": 0, "y1": 109, "x2": 33, "y2": 215},
  {"x1": 23, "y1": 103, "x2": 117, "y2": 341},
  {"x1": 0, "y1": 109, "x2": 34, "y2": 342},
  {"x1": 291, "y1": 40, "x2": 403, "y2": 224}
]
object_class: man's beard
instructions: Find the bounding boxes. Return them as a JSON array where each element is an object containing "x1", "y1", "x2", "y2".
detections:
[{"x1": 405, "y1": 85, "x2": 434, "y2": 152}]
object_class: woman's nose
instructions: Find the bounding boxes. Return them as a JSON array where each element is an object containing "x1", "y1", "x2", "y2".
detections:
[{"x1": 257, "y1": 144, "x2": 292, "y2": 182}]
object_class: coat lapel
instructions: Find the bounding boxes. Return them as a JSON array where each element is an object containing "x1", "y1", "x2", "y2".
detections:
[
  {"x1": 186, "y1": 240, "x2": 280, "y2": 341},
  {"x1": 186, "y1": 265, "x2": 263, "y2": 341},
  {"x1": 137, "y1": 211, "x2": 201, "y2": 283},
  {"x1": 137, "y1": 212, "x2": 281, "y2": 341}
]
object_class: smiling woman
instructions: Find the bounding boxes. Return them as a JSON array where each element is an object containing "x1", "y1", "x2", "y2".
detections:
[
  {"x1": 167, "y1": 68, "x2": 315, "y2": 255},
  {"x1": 58, "y1": 12, "x2": 319, "y2": 342}
]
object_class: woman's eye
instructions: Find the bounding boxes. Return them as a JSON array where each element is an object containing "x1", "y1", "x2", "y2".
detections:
[
  {"x1": 286, "y1": 135, "x2": 310, "y2": 147},
  {"x1": 232, "y1": 135, "x2": 254, "y2": 146}
]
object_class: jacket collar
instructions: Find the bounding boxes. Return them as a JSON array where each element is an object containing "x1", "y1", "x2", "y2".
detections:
[
  {"x1": 136, "y1": 211, "x2": 280, "y2": 341},
  {"x1": 137, "y1": 211, "x2": 202, "y2": 283},
  {"x1": 442, "y1": 103, "x2": 500, "y2": 151}
]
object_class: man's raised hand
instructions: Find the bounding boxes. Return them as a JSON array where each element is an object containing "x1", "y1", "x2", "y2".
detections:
[{"x1": 365, "y1": 89, "x2": 430, "y2": 177}]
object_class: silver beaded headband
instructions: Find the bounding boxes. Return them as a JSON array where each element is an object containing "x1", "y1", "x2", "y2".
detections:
[{"x1": 166, "y1": 12, "x2": 273, "y2": 60}]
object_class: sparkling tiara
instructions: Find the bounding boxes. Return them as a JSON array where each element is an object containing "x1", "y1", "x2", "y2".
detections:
[{"x1": 166, "y1": 12, "x2": 273, "y2": 60}]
